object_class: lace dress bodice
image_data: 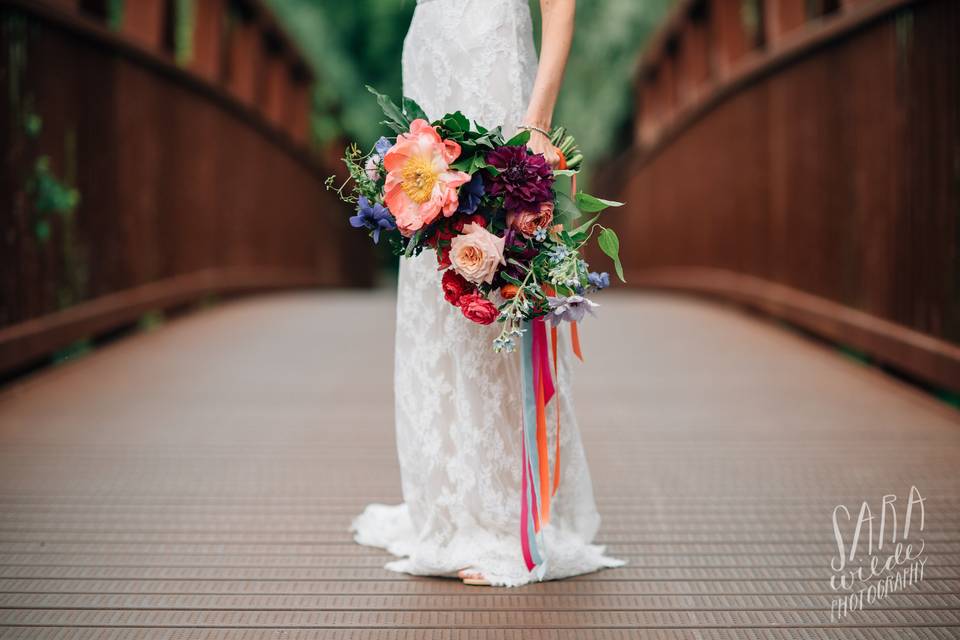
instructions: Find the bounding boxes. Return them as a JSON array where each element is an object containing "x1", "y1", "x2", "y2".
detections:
[{"x1": 404, "y1": 0, "x2": 538, "y2": 135}]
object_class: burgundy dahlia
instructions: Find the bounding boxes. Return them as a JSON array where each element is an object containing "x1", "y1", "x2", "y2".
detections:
[{"x1": 486, "y1": 145, "x2": 554, "y2": 213}]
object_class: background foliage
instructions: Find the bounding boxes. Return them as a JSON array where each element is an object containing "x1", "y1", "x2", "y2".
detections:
[{"x1": 266, "y1": 0, "x2": 673, "y2": 173}]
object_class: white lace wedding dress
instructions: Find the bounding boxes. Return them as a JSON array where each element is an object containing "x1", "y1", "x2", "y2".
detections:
[{"x1": 350, "y1": 0, "x2": 623, "y2": 587}]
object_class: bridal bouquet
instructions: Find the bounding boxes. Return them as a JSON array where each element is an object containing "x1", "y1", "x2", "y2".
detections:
[
  {"x1": 328, "y1": 87, "x2": 625, "y2": 354},
  {"x1": 328, "y1": 87, "x2": 626, "y2": 575}
]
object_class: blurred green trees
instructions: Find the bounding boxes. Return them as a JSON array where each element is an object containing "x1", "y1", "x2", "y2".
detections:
[{"x1": 267, "y1": 0, "x2": 672, "y2": 168}]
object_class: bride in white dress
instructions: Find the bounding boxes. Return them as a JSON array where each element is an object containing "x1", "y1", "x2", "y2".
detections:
[{"x1": 351, "y1": 0, "x2": 623, "y2": 587}]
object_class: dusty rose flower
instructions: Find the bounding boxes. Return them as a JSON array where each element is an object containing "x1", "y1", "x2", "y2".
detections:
[
  {"x1": 459, "y1": 293, "x2": 498, "y2": 325},
  {"x1": 449, "y1": 223, "x2": 506, "y2": 285},
  {"x1": 507, "y1": 201, "x2": 554, "y2": 238}
]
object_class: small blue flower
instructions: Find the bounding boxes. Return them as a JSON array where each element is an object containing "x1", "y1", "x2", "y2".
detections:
[
  {"x1": 533, "y1": 227, "x2": 547, "y2": 242},
  {"x1": 547, "y1": 244, "x2": 570, "y2": 262},
  {"x1": 349, "y1": 196, "x2": 396, "y2": 244},
  {"x1": 588, "y1": 271, "x2": 610, "y2": 291},
  {"x1": 456, "y1": 172, "x2": 485, "y2": 214},
  {"x1": 547, "y1": 294, "x2": 599, "y2": 324},
  {"x1": 374, "y1": 136, "x2": 393, "y2": 157}
]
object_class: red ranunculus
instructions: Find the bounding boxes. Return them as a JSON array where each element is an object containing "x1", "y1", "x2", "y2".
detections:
[
  {"x1": 441, "y1": 269, "x2": 473, "y2": 306},
  {"x1": 459, "y1": 292, "x2": 498, "y2": 325},
  {"x1": 453, "y1": 214, "x2": 487, "y2": 233}
]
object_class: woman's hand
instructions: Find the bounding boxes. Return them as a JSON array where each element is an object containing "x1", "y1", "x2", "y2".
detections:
[
  {"x1": 526, "y1": 129, "x2": 561, "y2": 168},
  {"x1": 522, "y1": 0, "x2": 574, "y2": 169}
]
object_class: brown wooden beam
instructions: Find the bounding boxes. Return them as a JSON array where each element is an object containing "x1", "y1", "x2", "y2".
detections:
[
  {"x1": 0, "y1": 268, "x2": 330, "y2": 374},
  {"x1": 625, "y1": 267, "x2": 960, "y2": 392}
]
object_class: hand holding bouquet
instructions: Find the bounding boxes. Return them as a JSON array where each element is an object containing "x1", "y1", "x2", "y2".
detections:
[{"x1": 328, "y1": 87, "x2": 625, "y2": 353}]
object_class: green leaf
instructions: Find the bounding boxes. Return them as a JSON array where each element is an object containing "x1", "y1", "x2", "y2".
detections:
[
  {"x1": 597, "y1": 228, "x2": 626, "y2": 282},
  {"x1": 439, "y1": 111, "x2": 469, "y2": 133},
  {"x1": 367, "y1": 85, "x2": 408, "y2": 129},
  {"x1": 380, "y1": 120, "x2": 406, "y2": 135},
  {"x1": 501, "y1": 272, "x2": 523, "y2": 286},
  {"x1": 35, "y1": 219, "x2": 50, "y2": 241},
  {"x1": 552, "y1": 169, "x2": 579, "y2": 177},
  {"x1": 451, "y1": 111, "x2": 470, "y2": 131},
  {"x1": 505, "y1": 129, "x2": 530, "y2": 146},
  {"x1": 575, "y1": 192, "x2": 624, "y2": 213},
  {"x1": 450, "y1": 156, "x2": 472, "y2": 171},
  {"x1": 401, "y1": 96, "x2": 428, "y2": 123},
  {"x1": 470, "y1": 155, "x2": 490, "y2": 173},
  {"x1": 570, "y1": 212, "x2": 601, "y2": 236},
  {"x1": 553, "y1": 192, "x2": 582, "y2": 228},
  {"x1": 404, "y1": 230, "x2": 423, "y2": 257}
]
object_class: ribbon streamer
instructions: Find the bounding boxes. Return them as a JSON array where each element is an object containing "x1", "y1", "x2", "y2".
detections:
[{"x1": 519, "y1": 324, "x2": 544, "y2": 571}]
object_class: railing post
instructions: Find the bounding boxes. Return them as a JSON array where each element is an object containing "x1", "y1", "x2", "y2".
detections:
[
  {"x1": 676, "y1": 13, "x2": 712, "y2": 105},
  {"x1": 660, "y1": 49, "x2": 678, "y2": 121},
  {"x1": 226, "y1": 7, "x2": 261, "y2": 105},
  {"x1": 637, "y1": 71, "x2": 662, "y2": 148},
  {"x1": 121, "y1": 0, "x2": 165, "y2": 50},
  {"x1": 260, "y1": 35, "x2": 288, "y2": 127},
  {"x1": 286, "y1": 69, "x2": 312, "y2": 145},
  {"x1": 764, "y1": 0, "x2": 807, "y2": 44},
  {"x1": 190, "y1": 0, "x2": 226, "y2": 80},
  {"x1": 709, "y1": 0, "x2": 750, "y2": 76}
]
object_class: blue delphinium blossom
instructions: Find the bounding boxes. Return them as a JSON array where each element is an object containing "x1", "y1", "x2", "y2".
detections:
[
  {"x1": 349, "y1": 196, "x2": 396, "y2": 243},
  {"x1": 456, "y1": 172, "x2": 485, "y2": 214},
  {"x1": 533, "y1": 227, "x2": 547, "y2": 242},
  {"x1": 547, "y1": 294, "x2": 599, "y2": 324},
  {"x1": 374, "y1": 136, "x2": 393, "y2": 157},
  {"x1": 588, "y1": 271, "x2": 610, "y2": 291}
]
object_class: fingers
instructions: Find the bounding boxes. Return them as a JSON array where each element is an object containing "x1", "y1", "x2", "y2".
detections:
[{"x1": 526, "y1": 140, "x2": 561, "y2": 168}]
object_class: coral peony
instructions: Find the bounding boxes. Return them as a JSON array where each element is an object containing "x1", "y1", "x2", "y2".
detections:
[
  {"x1": 441, "y1": 269, "x2": 474, "y2": 306},
  {"x1": 507, "y1": 201, "x2": 554, "y2": 239},
  {"x1": 449, "y1": 223, "x2": 506, "y2": 285},
  {"x1": 459, "y1": 292, "x2": 498, "y2": 325},
  {"x1": 383, "y1": 119, "x2": 471, "y2": 236},
  {"x1": 486, "y1": 144, "x2": 554, "y2": 212}
]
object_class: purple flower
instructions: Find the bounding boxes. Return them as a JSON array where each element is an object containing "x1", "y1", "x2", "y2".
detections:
[
  {"x1": 587, "y1": 271, "x2": 610, "y2": 290},
  {"x1": 456, "y1": 172, "x2": 485, "y2": 214},
  {"x1": 374, "y1": 136, "x2": 393, "y2": 157},
  {"x1": 486, "y1": 145, "x2": 554, "y2": 212},
  {"x1": 547, "y1": 294, "x2": 599, "y2": 324},
  {"x1": 349, "y1": 196, "x2": 396, "y2": 243}
]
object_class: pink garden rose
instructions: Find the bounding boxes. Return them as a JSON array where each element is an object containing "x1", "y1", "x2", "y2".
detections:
[
  {"x1": 449, "y1": 223, "x2": 506, "y2": 285},
  {"x1": 383, "y1": 119, "x2": 471, "y2": 236},
  {"x1": 507, "y1": 201, "x2": 554, "y2": 238}
]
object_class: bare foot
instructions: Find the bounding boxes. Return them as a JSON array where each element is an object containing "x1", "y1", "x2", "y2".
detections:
[{"x1": 457, "y1": 568, "x2": 491, "y2": 586}]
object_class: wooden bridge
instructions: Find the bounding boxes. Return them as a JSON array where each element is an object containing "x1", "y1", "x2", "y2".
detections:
[
  {"x1": 2, "y1": 0, "x2": 960, "y2": 636},
  {"x1": 1, "y1": 291, "x2": 959, "y2": 637}
]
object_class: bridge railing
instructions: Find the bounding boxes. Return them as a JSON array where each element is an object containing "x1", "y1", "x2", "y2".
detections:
[
  {"x1": 0, "y1": 0, "x2": 372, "y2": 375},
  {"x1": 605, "y1": 0, "x2": 959, "y2": 392}
]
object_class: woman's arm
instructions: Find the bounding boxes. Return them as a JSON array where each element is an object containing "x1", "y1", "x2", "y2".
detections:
[{"x1": 524, "y1": 0, "x2": 575, "y2": 167}]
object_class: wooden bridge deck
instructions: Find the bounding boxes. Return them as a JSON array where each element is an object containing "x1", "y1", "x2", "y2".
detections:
[{"x1": 0, "y1": 291, "x2": 958, "y2": 638}]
